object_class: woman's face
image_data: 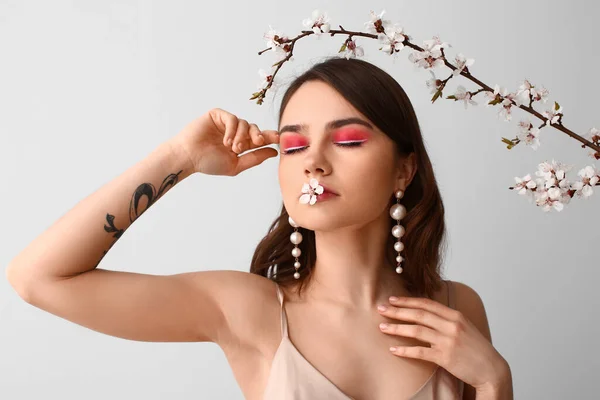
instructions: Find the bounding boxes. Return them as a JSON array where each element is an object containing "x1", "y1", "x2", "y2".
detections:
[{"x1": 278, "y1": 80, "x2": 405, "y2": 232}]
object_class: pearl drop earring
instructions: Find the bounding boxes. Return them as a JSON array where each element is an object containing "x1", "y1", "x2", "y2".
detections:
[
  {"x1": 389, "y1": 189, "x2": 406, "y2": 274},
  {"x1": 288, "y1": 216, "x2": 302, "y2": 279},
  {"x1": 290, "y1": 177, "x2": 322, "y2": 279}
]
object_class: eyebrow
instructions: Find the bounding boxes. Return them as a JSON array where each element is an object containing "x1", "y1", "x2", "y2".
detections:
[{"x1": 278, "y1": 117, "x2": 374, "y2": 135}]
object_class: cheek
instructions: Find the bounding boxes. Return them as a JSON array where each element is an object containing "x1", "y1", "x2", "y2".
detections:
[
  {"x1": 346, "y1": 157, "x2": 396, "y2": 205},
  {"x1": 278, "y1": 163, "x2": 299, "y2": 202}
]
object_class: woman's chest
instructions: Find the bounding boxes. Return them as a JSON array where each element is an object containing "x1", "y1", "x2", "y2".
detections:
[{"x1": 226, "y1": 311, "x2": 444, "y2": 400}]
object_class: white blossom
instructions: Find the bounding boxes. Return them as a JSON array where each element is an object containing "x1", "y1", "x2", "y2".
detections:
[
  {"x1": 484, "y1": 84, "x2": 508, "y2": 106},
  {"x1": 341, "y1": 39, "x2": 364, "y2": 59},
  {"x1": 542, "y1": 103, "x2": 563, "y2": 126},
  {"x1": 497, "y1": 92, "x2": 522, "y2": 121},
  {"x1": 512, "y1": 174, "x2": 537, "y2": 202},
  {"x1": 364, "y1": 9, "x2": 393, "y2": 34},
  {"x1": 517, "y1": 127, "x2": 541, "y2": 150},
  {"x1": 530, "y1": 86, "x2": 549, "y2": 103},
  {"x1": 513, "y1": 159, "x2": 575, "y2": 212},
  {"x1": 452, "y1": 53, "x2": 474, "y2": 77},
  {"x1": 425, "y1": 70, "x2": 442, "y2": 94},
  {"x1": 535, "y1": 190, "x2": 566, "y2": 212},
  {"x1": 583, "y1": 127, "x2": 600, "y2": 159},
  {"x1": 453, "y1": 85, "x2": 477, "y2": 109},
  {"x1": 408, "y1": 35, "x2": 450, "y2": 69},
  {"x1": 517, "y1": 120, "x2": 532, "y2": 132},
  {"x1": 263, "y1": 25, "x2": 290, "y2": 58},
  {"x1": 513, "y1": 80, "x2": 532, "y2": 106},
  {"x1": 516, "y1": 120, "x2": 541, "y2": 150},
  {"x1": 302, "y1": 9, "x2": 331, "y2": 35},
  {"x1": 299, "y1": 178, "x2": 324, "y2": 205},
  {"x1": 571, "y1": 165, "x2": 600, "y2": 198},
  {"x1": 424, "y1": 35, "x2": 451, "y2": 51},
  {"x1": 377, "y1": 24, "x2": 406, "y2": 54},
  {"x1": 535, "y1": 159, "x2": 572, "y2": 181}
]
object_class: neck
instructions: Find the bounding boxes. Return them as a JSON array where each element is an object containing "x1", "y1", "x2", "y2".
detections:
[{"x1": 296, "y1": 214, "x2": 409, "y2": 311}]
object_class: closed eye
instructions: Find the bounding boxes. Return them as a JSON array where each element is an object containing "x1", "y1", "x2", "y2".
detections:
[{"x1": 282, "y1": 141, "x2": 364, "y2": 155}]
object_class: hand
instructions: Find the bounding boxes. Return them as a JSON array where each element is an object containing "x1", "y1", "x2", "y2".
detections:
[
  {"x1": 168, "y1": 108, "x2": 280, "y2": 176},
  {"x1": 377, "y1": 296, "x2": 508, "y2": 390}
]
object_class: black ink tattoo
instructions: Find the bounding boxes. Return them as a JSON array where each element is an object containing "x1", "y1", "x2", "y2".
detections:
[{"x1": 96, "y1": 169, "x2": 183, "y2": 265}]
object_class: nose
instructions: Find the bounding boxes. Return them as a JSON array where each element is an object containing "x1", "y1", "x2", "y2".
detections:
[{"x1": 302, "y1": 149, "x2": 331, "y2": 178}]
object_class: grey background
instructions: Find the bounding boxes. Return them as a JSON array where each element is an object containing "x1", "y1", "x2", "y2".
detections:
[{"x1": 1, "y1": 0, "x2": 598, "y2": 399}]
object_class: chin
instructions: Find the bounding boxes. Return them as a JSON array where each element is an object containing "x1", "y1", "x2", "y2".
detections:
[{"x1": 291, "y1": 212, "x2": 348, "y2": 232}]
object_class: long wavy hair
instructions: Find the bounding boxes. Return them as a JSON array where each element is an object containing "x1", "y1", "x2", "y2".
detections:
[{"x1": 249, "y1": 56, "x2": 448, "y2": 300}]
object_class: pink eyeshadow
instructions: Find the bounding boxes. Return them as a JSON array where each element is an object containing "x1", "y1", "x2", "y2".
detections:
[
  {"x1": 280, "y1": 136, "x2": 308, "y2": 150},
  {"x1": 333, "y1": 128, "x2": 371, "y2": 141}
]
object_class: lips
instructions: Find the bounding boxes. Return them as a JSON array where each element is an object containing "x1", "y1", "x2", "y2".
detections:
[{"x1": 319, "y1": 184, "x2": 338, "y2": 195}]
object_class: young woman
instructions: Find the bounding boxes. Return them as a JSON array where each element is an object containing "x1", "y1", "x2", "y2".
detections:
[{"x1": 7, "y1": 57, "x2": 513, "y2": 400}]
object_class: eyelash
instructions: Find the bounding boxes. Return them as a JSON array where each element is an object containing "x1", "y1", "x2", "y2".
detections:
[{"x1": 282, "y1": 141, "x2": 364, "y2": 155}]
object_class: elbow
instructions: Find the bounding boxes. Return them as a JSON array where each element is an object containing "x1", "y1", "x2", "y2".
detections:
[{"x1": 6, "y1": 264, "x2": 34, "y2": 303}]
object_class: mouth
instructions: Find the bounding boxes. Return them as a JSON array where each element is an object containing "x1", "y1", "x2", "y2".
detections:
[
  {"x1": 319, "y1": 184, "x2": 339, "y2": 196},
  {"x1": 298, "y1": 180, "x2": 340, "y2": 204},
  {"x1": 316, "y1": 191, "x2": 338, "y2": 201}
]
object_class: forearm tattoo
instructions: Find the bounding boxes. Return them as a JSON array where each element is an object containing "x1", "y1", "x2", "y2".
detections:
[{"x1": 96, "y1": 170, "x2": 183, "y2": 265}]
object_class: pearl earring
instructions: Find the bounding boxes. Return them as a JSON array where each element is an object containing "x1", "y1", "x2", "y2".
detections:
[
  {"x1": 288, "y1": 216, "x2": 302, "y2": 279},
  {"x1": 389, "y1": 189, "x2": 406, "y2": 274},
  {"x1": 290, "y1": 177, "x2": 323, "y2": 279}
]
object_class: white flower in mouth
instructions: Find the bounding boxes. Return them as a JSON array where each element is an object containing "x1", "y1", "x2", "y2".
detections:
[{"x1": 299, "y1": 178, "x2": 324, "y2": 205}]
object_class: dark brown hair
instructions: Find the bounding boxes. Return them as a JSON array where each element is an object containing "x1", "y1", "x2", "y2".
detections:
[{"x1": 249, "y1": 56, "x2": 447, "y2": 299}]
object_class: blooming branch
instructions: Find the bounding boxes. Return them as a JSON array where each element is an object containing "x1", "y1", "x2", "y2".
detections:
[{"x1": 251, "y1": 9, "x2": 600, "y2": 212}]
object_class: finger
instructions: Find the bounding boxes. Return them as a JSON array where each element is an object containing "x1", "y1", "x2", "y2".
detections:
[
  {"x1": 212, "y1": 108, "x2": 239, "y2": 147},
  {"x1": 245, "y1": 125, "x2": 280, "y2": 150},
  {"x1": 260, "y1": 129, "x2": 281, "y2": 145},
  {"x1": 388, "y1": 345, "x2": 439, "y2": 363},
  {"x1": 379, "y1": 322, "x2": 439, "y2": 344},
  {"x1": 234, "y1": 147, "x2": 279, "y2": 175},
  {"x1": 377, "y1": 306, "x2": 440, "y2": 329},
  {"x1": 247, "y1": 123, "x2": 265, "y2": 147},
  {"x1": 389, "y1": 296, "x2": 460, "y2": 320},
  {"x1": 232, "y1": 119, "x2": 250, "y2": 153}
]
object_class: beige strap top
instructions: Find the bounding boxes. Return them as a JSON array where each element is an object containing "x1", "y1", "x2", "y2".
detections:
[{"x1": 262, "y1": 280, "x2": 465, "y2": 400}]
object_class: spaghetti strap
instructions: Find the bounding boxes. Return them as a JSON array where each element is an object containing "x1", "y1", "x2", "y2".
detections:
[
  {"x1": 445, "y1": 280, "x2": 456, "y2": 310},
  {"x1": 263, "y1": 281, "x2": 465, "y2": 399},
  {"x1": 274, "y1": 283, "x2": 289, "y2": 338}
]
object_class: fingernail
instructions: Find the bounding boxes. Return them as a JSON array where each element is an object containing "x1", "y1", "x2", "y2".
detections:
[
  {"x1": 380, "y1": 323, "x2": 389, "y2": 329},
  {"x1": 377, "y1": 305, "x2": 387, "y2": 311},
  {"x1": 389, "y1": 296, "x2": 398, "y2": 302},
  {"x1": 227, "y1": 138, "x2": 232, "y2": 146}
]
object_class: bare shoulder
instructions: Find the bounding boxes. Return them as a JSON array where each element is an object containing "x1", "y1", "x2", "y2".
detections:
[
  {"x1": 195, "y1": 270, "x2": 279, "y2": 350},
  {"x1": 445, "y1": 280, "x2": 494, "y2": 399},
  {"x1": 448, "y1": 280, "x2": 493, "y2": 344}
]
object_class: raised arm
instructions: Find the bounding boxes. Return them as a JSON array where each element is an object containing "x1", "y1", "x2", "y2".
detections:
[{"x1": 5, "y1": 110, "x2": 279, "y2": 344}]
